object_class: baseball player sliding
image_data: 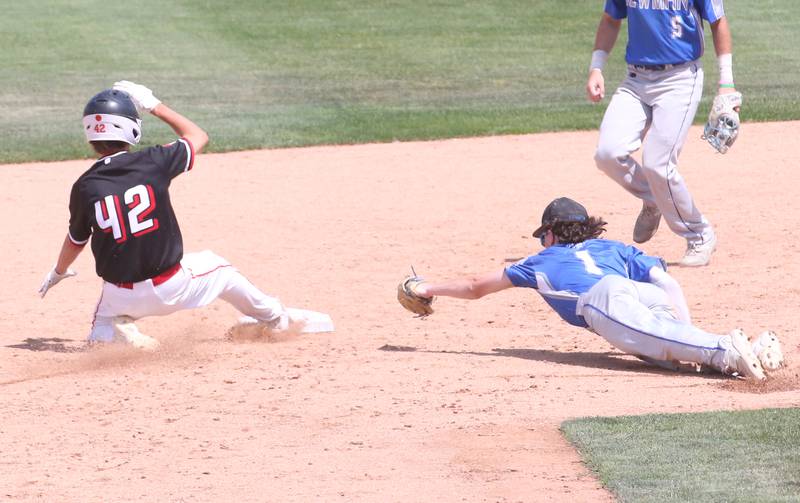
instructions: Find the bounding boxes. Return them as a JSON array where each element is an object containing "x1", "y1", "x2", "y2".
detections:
[
  {"x1": 398, "y1": 197, "x2": 784, "y2": 380},
  {"x1": 39, "y1": 81, "x2": 332, "y2": 349},
  {"x1": 586, "y1": 0, "x2": 741, "y2": 267}
]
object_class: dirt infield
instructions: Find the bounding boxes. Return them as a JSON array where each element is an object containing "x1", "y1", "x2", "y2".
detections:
[{"x1": 2, "y1": 122, "x2": 799, "y2": 502}]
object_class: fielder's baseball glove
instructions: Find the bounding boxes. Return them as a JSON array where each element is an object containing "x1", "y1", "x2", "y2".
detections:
[
  {"x1": 702, "y1": 91, "x2": 742, "y2": 154},
  {"x1": 397, "y1": 276, "x2": 434, "y2": 316}
]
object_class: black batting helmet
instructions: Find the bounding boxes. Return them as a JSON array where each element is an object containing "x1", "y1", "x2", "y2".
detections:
[
  {"x1": 532, "y1": 197, "x2": 588, "y2": 238},
  {"x1": 82, "y1": 89, "x2": 142, "y2": 145}
]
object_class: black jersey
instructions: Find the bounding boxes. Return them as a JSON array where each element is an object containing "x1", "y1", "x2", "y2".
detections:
[{"x1": 68, "y1": 139, "x2": 195, "y2": 283}]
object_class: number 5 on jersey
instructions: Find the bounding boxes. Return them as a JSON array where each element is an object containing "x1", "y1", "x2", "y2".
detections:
[
  {"x1": 671, "y1": 16, "x2": 683, "y2": 38},
  {"x1": 95, "y1": 184, "x2": 159, "y2": 242}
]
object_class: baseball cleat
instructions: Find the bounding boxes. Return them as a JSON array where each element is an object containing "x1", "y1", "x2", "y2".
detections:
[
  {"x1": 238, "y1": 309, "x2": 334, "y2": 334},
  {"x1": 112, "y1": 316, "x2": 160, "y2": 351},
  {"x1": 633, "y1": 203, "x2": 661, "y2": 244},
  {"x1": 238, "y1": 313, "x2": 289, "y2": 331},
  {"x1": 726, "y1": 329, "x2": 766, "y2": 380},
  {"x1": 285, "y1": 308, "x2": 335, "y2": 333},
  {"x1": 679, "y1": 232, "x2": 717, "y2": 267},
  {"x1": 751, "y1": 331, "x2": 784, "y2": 371}
]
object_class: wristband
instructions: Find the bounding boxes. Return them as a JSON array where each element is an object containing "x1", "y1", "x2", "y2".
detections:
[
  {"x1": 718, "y1": 83, "x2": 736, "y2": 88},
  {"x1": 718, "y1": 53, "x2": 734, "y2": 85},
  {"x1": 590, "y1": 50, "x2": 608, "y2": 72}
]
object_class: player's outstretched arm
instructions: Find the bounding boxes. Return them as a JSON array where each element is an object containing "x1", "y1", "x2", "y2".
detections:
[
  {"x1": 647, "y1": 266, "x2": 691, "y2": 324},
  {"x1": 415, "y1": 269, "x2": 513, "y2": 300}
]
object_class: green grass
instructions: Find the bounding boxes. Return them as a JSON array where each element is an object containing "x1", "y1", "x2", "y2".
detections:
[
  {"x1": 1, "y1": 0, "x2": 798, "y2": 162},
  {"x1": 562, "y1": 408, "x2": 800, "y2": 502}
]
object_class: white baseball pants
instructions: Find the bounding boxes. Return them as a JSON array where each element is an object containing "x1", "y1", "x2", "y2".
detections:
[
  {"x1": 577, "y1": 275, "x2": 732, "y2": 371},
  {"x1": 89, "y1": 250, "x2": 285, "y2": 343},
  {"x1": 594, "y1": 61, "x2": 713, "y2": 244}
]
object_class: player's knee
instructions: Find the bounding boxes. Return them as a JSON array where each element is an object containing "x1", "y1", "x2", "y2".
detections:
[{"x1": 593, "y1": 146, "x2": 620, "y2": 173}]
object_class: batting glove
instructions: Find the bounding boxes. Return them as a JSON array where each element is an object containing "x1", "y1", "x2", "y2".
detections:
[
  {"x1": 38, "y1": 267, "x2": 77, "y2": 298},
  {"x1": 113, "y1": 80, "x2": 162, "y2": 113}
]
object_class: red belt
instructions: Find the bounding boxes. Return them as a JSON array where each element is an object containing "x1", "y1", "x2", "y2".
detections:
[{"x1": 114, "y1": 263, "x2": 182, "y2": 289}]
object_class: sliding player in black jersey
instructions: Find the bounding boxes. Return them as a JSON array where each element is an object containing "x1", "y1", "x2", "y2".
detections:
[{"x1": 39, "y1": 81, "x2": 333, "y2": 349}]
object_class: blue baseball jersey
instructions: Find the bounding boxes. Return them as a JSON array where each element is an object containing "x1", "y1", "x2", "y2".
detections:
[
  {"x1": 504, "y1": 239, "x2": 666, "y2": 327},
  {"x1": 605, "y1": 0, "x2": 725, "y2": 65}
]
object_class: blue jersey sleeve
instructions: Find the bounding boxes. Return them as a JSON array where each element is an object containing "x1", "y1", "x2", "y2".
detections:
[
  {"x1": 624, "y1": 245, "x2": 666, "y2": 282},
  {"x1": 604, "y1": 0, "x2": 627, "y2": 19},
  {"x1": 505, "y1": 260, "x2": 538, "y2": 289},
  {"x1": 696, "y1": 0, "x2": 725, "y2": 23}
]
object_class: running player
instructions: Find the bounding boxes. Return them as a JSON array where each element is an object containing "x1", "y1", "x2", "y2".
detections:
[
  {"x1": 39, "y1": 81, "x2": 332, "y2": 349},
  {"x1": 405, "y1": 197, "x2": 782, "y2": 380},
  {"x1": 586, "y1": 0, "x2": 739, "y2": 266}
]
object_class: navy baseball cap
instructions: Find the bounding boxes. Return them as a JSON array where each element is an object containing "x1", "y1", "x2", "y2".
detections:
[{"x1": 532, "y1": 197, "x2": 588, "y2": 237}]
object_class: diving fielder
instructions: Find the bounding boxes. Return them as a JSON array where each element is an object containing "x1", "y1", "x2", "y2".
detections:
[{"x1": 400, "y1": 197, "x2": 783, "y2": 380}]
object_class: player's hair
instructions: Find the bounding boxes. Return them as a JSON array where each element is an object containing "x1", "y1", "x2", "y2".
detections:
[
  {"x1": 552, "y1": 216, "x2": 607, "y2": 244},
  {"x1": 90, "y1": 140, "x2": 130, "y2": 156}
]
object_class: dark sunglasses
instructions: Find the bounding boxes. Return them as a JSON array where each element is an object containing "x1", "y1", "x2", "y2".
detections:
[{"x1": 534, "y1": 228, "x2": 549, "y2": 246}]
